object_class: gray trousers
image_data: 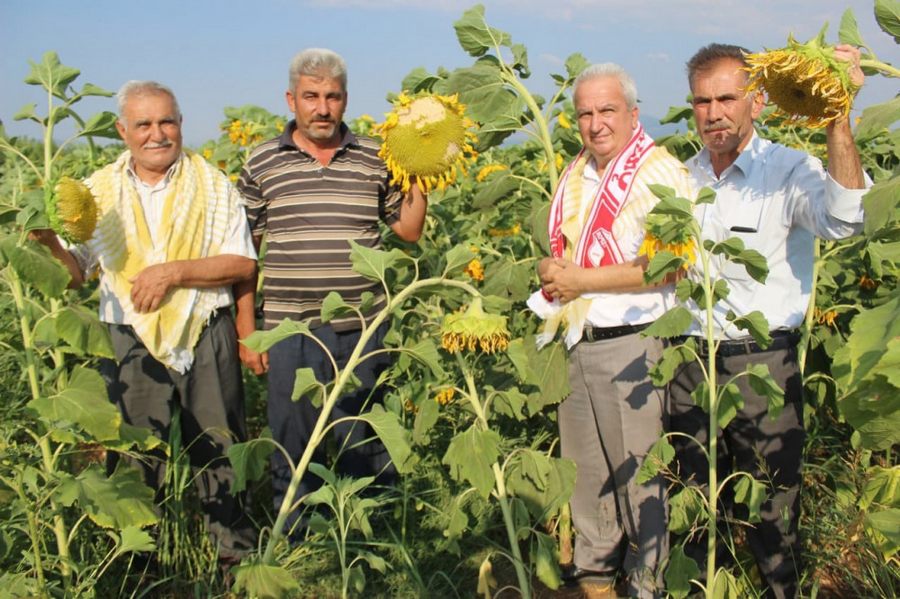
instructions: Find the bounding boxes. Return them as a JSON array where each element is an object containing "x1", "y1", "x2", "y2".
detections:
[
  {"x1": 559, "y1": 332, "x2": 667, "y2": 598},
  {"x1": 102, "y1": 309, "x2": 254, "y2": 559},
  {"x1": 669, "y1": 345, "x2": 803, "y2": 599}
]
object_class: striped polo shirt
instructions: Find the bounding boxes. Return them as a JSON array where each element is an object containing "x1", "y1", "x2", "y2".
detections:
[{"x1": 238, "y1": 122, "x2": 403, "y2": 331}]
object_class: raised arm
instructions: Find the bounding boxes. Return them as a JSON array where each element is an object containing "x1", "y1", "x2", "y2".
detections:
[
  {"x1": 388, "y1": 181, "x2": 428, "y2": 242},
  {"x1": 825, "y1": 44, "x2": 866, "y2": 190}
]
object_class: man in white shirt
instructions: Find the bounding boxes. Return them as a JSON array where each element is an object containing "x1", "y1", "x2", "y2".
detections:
[
  {"x1": 531, "y1": 63, "x2": 694, "y2": 598},
  {"x1": 671, "y1": 44, "x2": 867, "y2": 599},
  {"x1": 33, "y1": 81, "x2": 258, "y2": 564}
]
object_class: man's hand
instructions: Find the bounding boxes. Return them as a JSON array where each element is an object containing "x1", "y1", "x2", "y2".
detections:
[
  {"x1": 539, "y1": 257, "x2": 584, "y2": 303},
  {"x1": 833, "y1": 44, "x2": 865, "y2": 89},
  {"x1": 238, "y1": 342, "x2": 268, "y2": 375},
  {"x1": 129, "y1": 263, "x2": 180, "y2": 313}
]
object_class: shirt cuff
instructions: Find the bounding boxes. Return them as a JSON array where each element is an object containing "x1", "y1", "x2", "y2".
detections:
[{"x1": 824, "y1": 172, "x2": 867, "y2": 224}]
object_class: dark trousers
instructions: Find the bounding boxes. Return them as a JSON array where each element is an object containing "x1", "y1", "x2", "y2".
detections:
[
  {"x1": 102, "y1": 310, "x2": 254, "y2": 559},
  {"x1": 669, "y1": 345, "x2": 803, "y2": 599},
  {"x1": 267, "y1": 321, "x2": 395, "y2": 535}
]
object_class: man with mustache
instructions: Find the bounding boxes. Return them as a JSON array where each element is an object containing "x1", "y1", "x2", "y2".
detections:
[
  {"x1": 33, "y1": 80, "x2": 258, "y2": 567},
  {"x1": 670, "y1": 44, "x2": 868, "y2": 599},
  {"x1": 235, "y1": 48, "x2": 427, "y2": 538}
]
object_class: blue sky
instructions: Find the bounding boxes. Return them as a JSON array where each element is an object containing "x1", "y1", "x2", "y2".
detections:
[{"x1": 2, "y1": 0, "x2": 895, "y2": 146}]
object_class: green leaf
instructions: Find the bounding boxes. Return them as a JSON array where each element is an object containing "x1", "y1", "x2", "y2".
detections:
[
  {"x1": 523, "y1": 339, "x2": 571, "y2": 413},
  {"x1": 734, "y1": 475, "x2": 767, "y2": 523},
  {"x1": 290, "y1": 367, "x2": 323, "y2": 407},
  {"x1": 510, "y1": 43, "x2": 530, "y2": 77},
  {"x1": 643, "y1": 306, "x2": 693, "y2": 338},
  {"x1": 863, "y1": 177, "x2": 900, "y2": 236},
  {"x1": 533, "y1": 531, "x2": 561, "y2": 589},
  {"x1": 506, "y1": 454, "x2": 575, "y2": 520},
  {"x1": 644, "y1": 250, "x2": 685, "y2": 284},
  {"x1": 745, "y1": 362, "x2": 784, "y2": 419},
  {"x1": 13, "y1": 103, "x2": 40, "y2": 123},
  {"x1": 413, "y1": 396, "x2": 440, "y2": 445},
  {"x1": 491, "y1": 387, "x2": 527, "y2": 420},
  {"x1": 444, "y1": 496, "x2": 469, "y2": 539},
  {"x1": 712, "y1": 237, "x2": 769, "y2": 283},
  {"x1": 696, "y1": 186, "x2": 717, "y2": 205},
  {"x1": 117, "y1": 526, "x2": 156, "y2": 554},
  {"x1": 839, "y1": 9, "x2": 866, "y2": 47},
  {"x1": 716, "y1": 382, "x2": 744, "y2": 429},
  {"x1": 28, "y1": 365, "x2": 119, "y2": 441},
  {"x1": 233, "y1": 562, "x2": 300, "y2": 599},
  {"x1": 649, "y1": 340, "x2": 696, "y2": 386},
  {"x1": 874, "y1": 0, "x2": 900, "y2": 43},
  {"x1": 400, "y1": 67, "x2": 440, "y2": 93},
  {"x1": 79, "y1": 82, "x2": 114, "y2": 98},
  {"x1": 321, "y1": 291, "x2": 354, "y2": 324},
  {"x1": 7, "y1": 239, "x2": 71, "y2": 298},
  {"x1": 727, "y1": 310, "x2": 771, "y2": 348},
  {"x1": 24, "y1": 51, "x2": 80, "y2": 98},
  {"x1": 506, "y1": 337, "x2": 530, "y2": 382},
  {"x1": 453, "y1": 4, "x2": 511, "y2": 57},
  {"x1": 308, "y1": 461, "x2": 337, "y2": 487},
  {"x1": 472, "y1": 175, "x2": 519, "y2": 210},
  {"x1": 668, "y1": 487, "x2": 705, "y2": 534},
  {"x1": 55, "y1": 464, "x2": 157, "y2": 529},
  {"x1": 866, "y1": 508, "x2": 900, "y2": 559},
  {"x1": 348, "y1": 565, "x2": 366, "y2": 593},
  {"x1": 665, "y1": 545, "x2": 700, "y2": 599},
  {"x1": 660, "y1": 105, "x2": 694, "y2": 125},
  {"x1": 855, "y1": 97, "x2": 900, "y2": 143},
  {"x1": 241, "y1": 318, "x2": 310, "y2": 353},
  {"x1": 359, "y1": 404, "x2": 415, "y2": 474},
  {"x1": 76, "y1": 110, "x2": 119, "y2": 138},
  {"x1": 357, "y1": 550, "x2": 387, "y2": 573},
  {"x1": 442, "y1": 426, "x2": 501, "y2": 498},
  {"x1": 109, "y1": 422, "x2": 163, "y2": 452},
  {"x1": 637, "y1": 436, "x2": 674, "y2": 484},
  {"x1": 403, "y1": 338, "x2": 445, "y2": 378},
  {"x1": 564, "y1": 53, "x2": 589, "y2": 79},
  {"x1": 859, "y1": 466, "x2": 900, "y2": 511},
  {"x1": 443, "y1": 244, "x2": 476, "y2": 275},
  {"x1": 437, "y1": 63, "x2": 524, "y2": 124},
  {"x1": 55, "y1": 305, "x2": 114, "y2": 358},
  {"x1": 833, "y1": 296, "x2": 900, "y2": 389},
  {"x1": 481, "y1": 257, "x2": 532, "y2": 302},
  {"x1": 227, "y1": 430, "x2": 275, "y2": 493},
  {"x1": 712, "y1": 568, "x2": 741, "y2": 599},
  {"x1": 349, "y1": 239, "x2": 408, "y2": 282}
]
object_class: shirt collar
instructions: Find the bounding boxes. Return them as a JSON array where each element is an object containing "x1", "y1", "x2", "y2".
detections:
[
  {"x1": 278, "y1": 120, "x2": 358, "y2": 153},
  {"x1": 695, "y1": 129, "x2": 769, "y2": 180},
  {"x1": 126, "y1": 153, "x2": 183, "y2": 189}
]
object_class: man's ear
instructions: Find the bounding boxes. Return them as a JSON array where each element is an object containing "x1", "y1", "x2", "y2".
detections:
[
  {"x1": 750, "y1": 92, "x2": 766, "y2": 120},
  {"x1": 115, "y1": 119, "x2": 126, "y2": 140}
]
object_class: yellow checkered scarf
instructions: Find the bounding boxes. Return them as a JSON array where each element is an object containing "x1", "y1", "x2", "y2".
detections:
[{"x1": 87, "y1": 151, "x2": 234, "y2": 372}]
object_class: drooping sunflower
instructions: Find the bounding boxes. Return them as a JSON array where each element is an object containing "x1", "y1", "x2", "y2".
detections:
[
  {"x1": 376, "y1": 92, "x2": 478, "y2": 193},
  {"x1": 440, "y1": 297, "x2": 510, "y2": 355},
  {"x1": 48, "y1": 177, "x2": 98, "y2": 243},
  {"x1": 744, "y1": 27, "x2": 860, "y2": 128}
]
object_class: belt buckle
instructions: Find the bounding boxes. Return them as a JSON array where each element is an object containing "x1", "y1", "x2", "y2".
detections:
[{"x1": 584, "y1": 327, "x2": 596, "y2": 343}]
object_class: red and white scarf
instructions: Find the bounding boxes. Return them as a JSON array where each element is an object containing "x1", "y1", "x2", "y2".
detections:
[{"x1": 548, "y1": 123, "x2": 654, "y2": 267}]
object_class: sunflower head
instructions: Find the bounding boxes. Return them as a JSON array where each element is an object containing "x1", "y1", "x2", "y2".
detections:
[
  {"x1": 376, "y1": 92, "x2": 478, "y2": 193},
  {"x1": 48, "y1": 177, "x2": 98, "y2": 243},
  {"x1": 638, "y1": 233, "x2": 697, "y2": 270},
  {"x1": 440, "y1": 297, "x2": 510, "y2": 355},
  {"x1": 744, "y1": 26, "x2": 859, "y2": 128}
]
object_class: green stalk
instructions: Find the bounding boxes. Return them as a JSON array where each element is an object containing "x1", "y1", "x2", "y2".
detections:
[
  {"x1": 698, "y1": 225, "x2": 719, "y2": 598},
  {"x1": 262, "y1": 276, "x2": 480, "y2": 563},
  {"x1": 799, "y1": 240, "x2": 821, "y2": 378},
  {"x1": 859, "y1": 58, "x2": 900, "y2": 79},
  {"x1": 456, "y1": 352, "x2": 531, "y2": 599},
  {"x1": 12, "y1": 470, "x2": 47, "y2": 595},
  {"x1": 502, "y1": 72, "x2": 559, "y2": 191}
]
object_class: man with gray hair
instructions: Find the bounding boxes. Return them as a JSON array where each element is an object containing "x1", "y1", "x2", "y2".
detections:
[
  {"x1": 236, "y1": 48, "x2": 428, "y2": 538},
  {"x1": 528, "y1": 63, "x2": 694, "y2": 597},
  {"x1": 33, "y1": 80, "x2": 258, "y2": 565}
]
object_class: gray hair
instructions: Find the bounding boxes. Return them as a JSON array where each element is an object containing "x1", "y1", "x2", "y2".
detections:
[
  {"x1": 288, "y1": 48, "x2": 347, "y2": 91},
  {"x1": 116, "y1": 80, "x2": 181, "y2": 124},
  {"x1": 686, "y1": 43, "x2": 751, "y2": 91},
  {"x1": 573, "y1": 63, "x2": 638, "y2": 109}
]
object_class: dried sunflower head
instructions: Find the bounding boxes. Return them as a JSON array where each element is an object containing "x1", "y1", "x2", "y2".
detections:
[
  {"x1": 48, "y1": 177, "x2": 98, "y2": 243},
  {"x1": 376, "y1": 92, "x2": 478, "y2": 193},
  {"x1": 744, "y1": 27, "x2": 860, "y2": 128},
  {"x1": 440, "y1": 297, "x2": 510, "y2": 355}
]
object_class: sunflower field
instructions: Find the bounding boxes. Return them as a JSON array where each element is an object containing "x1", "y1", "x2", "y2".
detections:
[{"x1": 0, "y1": 2, "x2": 898, "y2": 598}]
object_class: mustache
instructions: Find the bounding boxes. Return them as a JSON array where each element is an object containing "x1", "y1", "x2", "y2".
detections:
[{"x1": 143, "y1": 140, "x2": 173, "y2": 149}]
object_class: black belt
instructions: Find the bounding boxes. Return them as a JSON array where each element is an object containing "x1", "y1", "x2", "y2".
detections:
[
  {"x1": 676, "y1": 330, "x2": 800, "y2": 357},
  {"x1": 582, "y1": 322, "x2": 650, "y2": 343}
]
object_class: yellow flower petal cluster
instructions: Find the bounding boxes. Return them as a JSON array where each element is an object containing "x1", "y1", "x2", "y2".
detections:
[
  {"x1": 557, "y1": 111, "x2": 572, "y2": 129},
  {"x1": 376, "y1": 92, "x2": 479, "y2": 193},
  {"x1": 476, "y1": 163, "x2": 508, "y2": 182},
  {"x1": 434, "y1": 387, "x2": 456, "y2": 406},
  {"x1": 464, "y1": 258, "x2": 485, "y2": 281},
  {"x1": 814, "y1": 307, "x2": 838, "y2": 327},
  {"x1": 488, "y1": 223, "x2": 521, "y2": 238},
  {"x1": 638, "y1": 233, "x2": 697, "y2": 270},
  {"x1": 744, "y1": 29, "x2": 859, "y2": 128},
  {"x1": 859, "y1": 274, "x2": 879, "y2": 291},
  {"x1": 49, "y1": 177, "x2": 98, "y2": 243},
  {"x1": 440, "y1": 298, "x2": 510, "y2": 355},
  {"x1": 226, "y1": 119, "x2": 264, "y2": 147}
]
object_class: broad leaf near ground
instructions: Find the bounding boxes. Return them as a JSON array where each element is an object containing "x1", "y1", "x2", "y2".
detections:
[{"x1": 442, "y1": 426, "x2": 501, "y2": 498}]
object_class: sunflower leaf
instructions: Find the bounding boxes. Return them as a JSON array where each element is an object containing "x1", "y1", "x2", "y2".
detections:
[
  {"x1": 453, "y1": 4, "x2": 512, "y2": 58},
  {"x1": 839, "y1": 9, "x2": 867, "y2": 47},
  {"x1": 874, "y1": 0, "x2": 900, "y2": 43}
]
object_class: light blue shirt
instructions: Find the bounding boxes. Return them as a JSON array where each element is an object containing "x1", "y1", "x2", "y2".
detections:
[{"x1": 686, "y1": 131, "x2": 867, "y2": 339}]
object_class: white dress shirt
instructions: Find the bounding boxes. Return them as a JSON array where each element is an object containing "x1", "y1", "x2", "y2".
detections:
[{"x1": 686, "y1": 131, "x2": 867, "y2": 339}]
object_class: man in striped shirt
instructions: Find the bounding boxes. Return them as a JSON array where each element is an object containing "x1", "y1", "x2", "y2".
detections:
[{"x1": 236, "y1": 48, "x2": 426, "y2": 537}]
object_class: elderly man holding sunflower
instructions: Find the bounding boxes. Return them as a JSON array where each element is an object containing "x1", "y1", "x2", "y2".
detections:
[{"x1": 669, "y1": 42, "x2": 869, "y2": 599}]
